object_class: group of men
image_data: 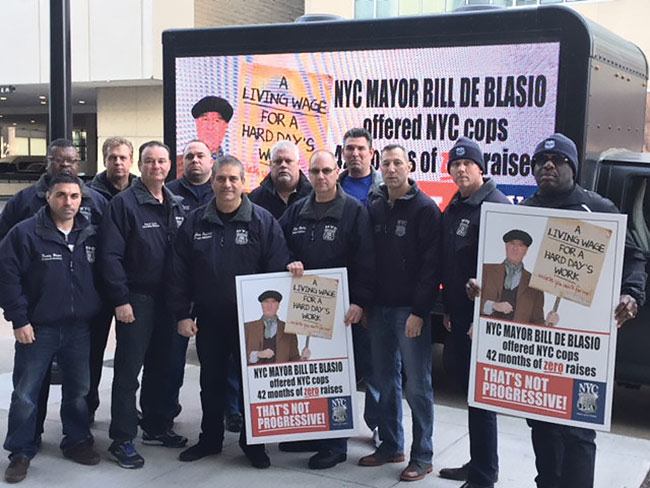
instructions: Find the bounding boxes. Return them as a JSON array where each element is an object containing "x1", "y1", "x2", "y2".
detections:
[{"x1": 0, "y1": 127, "x2": 645, "y2": 488}]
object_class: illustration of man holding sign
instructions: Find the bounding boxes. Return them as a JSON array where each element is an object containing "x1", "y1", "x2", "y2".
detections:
[
  {"x1": 468, "y1": 133, "x2": 646, "y2": 488},
  {"x1": 245, "y1": 290, "x2": 310, "y2": 364}
]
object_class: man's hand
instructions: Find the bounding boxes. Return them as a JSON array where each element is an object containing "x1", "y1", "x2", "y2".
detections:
[
  {"x1": 300, "y1": 347, "x2": 311, "y2": 361},
  {"x1": 443, "y1": 313, "x2": 451, "y2": 332},
  {"x1": 615, "y1": 294, "x2": 638, "y2": 328},
  {"x1": 405, "y1": 314, "x2": 423, "y2": 338},
  {"x1": 178, "y1": 318, "x2": 198, "y2": 337},
  {"x1": 14, "y1": 324, "x2": 35, "y2": 344},
  {"x1": 466, "y1": 278, "x2": 481, "y2": 300},
  {"x1": 257, "y1": 348, "x2": 275, "y2": 360},
  {"x1": 467, "y1": 323, "x2": 474, "y2": 340},
  {"x1": 115, "y1": 304, "x2": 135, "y2": 323},
  {"x1": 545, "y1": 311, "x2": 560, "y2": 327},
  {"x1": 344, "y1": 304, "x2": 363, "y2": 326},
  {"x1": 287, "y1": 261, "x2": 304, "y2": 277},
  {"x1": 493, "y1": 301, "x2": 513, "y2": 314}
]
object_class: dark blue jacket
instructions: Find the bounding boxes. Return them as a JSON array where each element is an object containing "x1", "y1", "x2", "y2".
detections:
[
  {"x1": 99, "y1": 178, "x2": 185, "y2": 306},
  {"x1": 0, "y1": 206, "x2": 101, "y2": 329},
  {"x1": 90, "y1": 170, "x2": 136, "y2": 201},
  {"x1": 166, "y1": 176, "x2": 214, "y2": 213},
  {"x1": 0, "y1": 173, "x2": 108, "y2": 240},
  {"x1": 248, "y1": 172, "x2": 312, "y2": 220},
  {"x1": 368, "y1": 180, "x2": 442, "y2": 318},
  {"x1": 279, "y1": 186, "x2": 375, "y2": 308},
  {"x1": 522, "y1": 184, "x2": 646, "y2": 306},
  {"x1": 169, "y1": 194, "x2": 290, "y2": 324},
  {"x1": 441, "y1": 179, "x2": 511, "y2": 322}
]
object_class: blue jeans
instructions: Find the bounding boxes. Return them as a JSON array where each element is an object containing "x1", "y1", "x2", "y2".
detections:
[
  {"x1": 370, "y1": 306, "x2": 433, "y2": 464},
  {"x1": 4, "y1": 323, "x2": 91, "y2": 460},
  {"x1": 351, "y1": 323, "x2": 383, "y2": 431}
]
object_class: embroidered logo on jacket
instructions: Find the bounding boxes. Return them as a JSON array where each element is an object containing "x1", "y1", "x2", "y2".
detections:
[
  {"x1": 395, "y1": 219, "x2": 407, "y2": 237},
  {"x1": 193, "y1": 231, "x2": 213, "y2": 241},
  {"x1": 85, "y1": 245, "x2": 95, "y2": 263},
  {"x1": 175, "y1": 215, "x2": 185, "y2": 228},
  {"x1": 235, "y1": 229, "x2": 249, "y2": 245},
  {"x1": 456, "y1": 218, "x2": 470, "y2": 237},
  {"x1": 142, "y1": 222, "x2": 160, "y2": 229},
  {"x1": 41, "y1": 253, "x2": 63, "y2": 262},
  {"x1": 292, "y1": 225, "x2": 307, "y2": 235},
  {"x1": 323, "y1": 225, "x2": 337, "y2": 241},
  {"x1": 79, "y1": 206, "x2": 92, "y2": 220}
]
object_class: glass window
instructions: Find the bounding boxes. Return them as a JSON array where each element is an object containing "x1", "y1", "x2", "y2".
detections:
[
  {"x1": 422, "y1": 0, "x2": 446, "y2": 13},
  {"x1": 376, "y1": 0, "x2": 399, "y2": 18},
  {"x1": 400, "y1": 0, "x2": 420, "y2": 15},
  {"x1": 355, "y1": 0, "x2": 375, "y2": 19}
]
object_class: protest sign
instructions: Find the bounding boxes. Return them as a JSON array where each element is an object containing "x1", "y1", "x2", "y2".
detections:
[
  {"x1": 236, "y1": 268, "x2": 358, "y2": 444},
  {"x1": 285, "y1": 275, "x2": 339, "y2": 340},
  {"x1": 468, "y1": 203, "x2": 627, "y2": 431}
]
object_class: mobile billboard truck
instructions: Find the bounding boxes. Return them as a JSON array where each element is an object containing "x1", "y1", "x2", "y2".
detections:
[{"x1": 162, "y1": 5, "x2": 649, "y2": 384}]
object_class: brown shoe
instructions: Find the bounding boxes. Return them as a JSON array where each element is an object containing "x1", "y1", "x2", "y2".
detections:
[
  {"x1": 400, "y1": 460, "x2": 433, "y2": 481},
  {"x1": 358, "y1": 450, "x2": 406, "y2": 466},
  {"x1": 63, "y1": 441, "x2": 101, "y2": 466},
  {"x1": 5, "y1": 456, "x2": 30, "y2": 483}
]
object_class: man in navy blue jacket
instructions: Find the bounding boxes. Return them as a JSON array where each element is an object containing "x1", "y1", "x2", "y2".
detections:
[
  {"x1": 439, "y1": 138, "x2": 510, "y2": 488},
  {"x1": 168, "y1": 155, "x2": 290, "y2": 469},
  {"x1": 361, "y1": 144, "x2": 441, "y2": 482},
  {"x1": 0, "y1": 174, "x2": 102, "y2": 483},
  {"x1": 278, "y1": 150, "x2": 375, "y2": 469},
  {"x1": 99, "y1": 141, "x2": 187, "y2": 469}
]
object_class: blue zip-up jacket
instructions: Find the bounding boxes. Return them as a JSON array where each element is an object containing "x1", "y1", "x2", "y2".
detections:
[
  {"x1": 522, "y1": 184, "x2": 646, "y2": 306},
  {"x1": 441, "y1": 179, "x2": 511, "y2": 322},
  {"x1": 279, "y1": 186, "x2": 375, "y2": 308},
  {"x1": 0, "y1": 173, "x2": 108, "y2": 240},
  {"x1": 0, "y1": 206, "x2": 101, "y2": 329},
  {"x1": 368, "y1": 180, "x2": 442, "y2": 318},
  {"x1": 90, "y1": 170, "x2": 136, "y2": 201},
  {"x1": 166, "y1": 175, "x2": 214, "y2": 213},
  {"x1": 248, "y1": 172, "x2": 312, "y2": 220},
  {"x1": 99, "y1": 178, "x2": 185, "y2": 306},
  {"x1": 168, "y1": 194, "x2": 290, "y2": 323}
]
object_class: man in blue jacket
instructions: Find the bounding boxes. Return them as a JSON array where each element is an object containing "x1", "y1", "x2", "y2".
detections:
[
  {"x1": 0, "y1": 174, "x2": 102, "y2": 483},
  {"x1": 278, "y1": 150, "x2": 375, "y2": 469},
  {"x1": 361, "y1": 144, "x2": 441, "y2": 482},
  {"x1": 100, "y1": 141, "x2": 187, "y2": 469},
  {"x1": 439, "y1": 137, "x2": 510, "y2": 488},
  {"x1": 169, "y1": 155, "x2": 290, "y2": 469}
]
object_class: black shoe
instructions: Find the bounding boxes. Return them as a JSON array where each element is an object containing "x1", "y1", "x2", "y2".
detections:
[
  {"x1": 243, "y1": 447, "x2": 271, "y2": 469},
  {"x1": 459, "y1": 482, "x2": 494, "y2": 488},
  {"x1": 5, "y1": 456, "x2": 29, "y2": 483},
  {"x1": 278, "y1": 440, "x2": 321, "y2": 453},
  {"x1": 439, "y1": 461, "x2": 470, "y2": 481},
  {"x1": 308, "y1": 450, "x2": 347, "y2": 470},
  {"x1": 225, "y1": 413, "x2": 243, "y2": 433},
  {"x1": 178, "y1": 443, "x2": 222, "y2": 462},
  {"x1": 63, "y1": 439, "x2": 101, "y2": 465},
  {"x1": 142, "y1": 429, "x2": 188, "y2": 448}
]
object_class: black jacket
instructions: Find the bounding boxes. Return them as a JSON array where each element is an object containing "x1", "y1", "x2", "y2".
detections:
[
  {"x1": 0, "y1": 206, "x2": 101, "y2": 328},
  {"x1": 522, "y1": 184, "x2": 646, "y2": 306},
  {"x1": 368, "y1": 180, "x2": 442, "y2": 318},
  {"x1": 90, "y1": 170, "x2": 136, "y2": 201},
  {"x1": 0, "y1": 174, "x2": 108, "y2": 240},
  {"x1": 279, "y1": 186, "x2": 375, "y2": 308},
  {"x1": 166, "y1": 176, "x2": 213, "y2": 213},
  {"x1": 168, "y1": 195, "x2": 290, "y2": 324},
  {"x1": 441, "y1": 179, "x2": 511, "y2": 321},
  {"x1": 99, "y1": 178, "x2": 185, "y2": 306},
  {"x1": 248, "y1": 172, "x2": 312, "y2": 220}
]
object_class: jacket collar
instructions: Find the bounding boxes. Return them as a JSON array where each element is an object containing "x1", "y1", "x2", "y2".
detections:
[
  {"x1": 339, "y1": 167, "x2": 383, "y2": 192},
  {"x1": 133, "y1": 177, "x2": 183, "y2": 209},
  {"x1": 527, "y1": 183, "x2": 581, "y2": 208},
  {"x1": 372, "y1": 178, "x2": 419, "y2": 203},
  {"x1": 34, "y1": 205, "x2": 95, "y2": 245},
  {"x1": 449, "y1": 178, "x2": 498, "y2": 208},
  {"x1": 259, "y1": 171, "x2": 312, "y2": 197},
  {"x1": 202, "y1": 193, "x2": 253, "y2": 225},
  {"x1": 299, "y1": 185, "x2": 347, "y2": 221}
]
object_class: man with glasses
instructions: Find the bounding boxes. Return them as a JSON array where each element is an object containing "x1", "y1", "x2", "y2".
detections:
[
  {"x1": 467, "y1": 133, "x2": 646, "y2": 488},
  {"x1": 278, "y1": 150, "x2": 375, "y2": 469}
]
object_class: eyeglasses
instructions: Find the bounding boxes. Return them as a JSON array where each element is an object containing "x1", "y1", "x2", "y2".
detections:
[
  {"x1": 309, "y1": 167, "x2": 336, "y2": 175},
  {"x1": 531, "y1": 153, "x2": 569, "y2": 167},
  {"x1": 49, "y1": 157, "x2": 80, "y2": 165}
]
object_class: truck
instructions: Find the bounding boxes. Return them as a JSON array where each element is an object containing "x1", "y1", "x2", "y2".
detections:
[{"x1": 161, "y1": 5, "x2": 650, "y2": 386}]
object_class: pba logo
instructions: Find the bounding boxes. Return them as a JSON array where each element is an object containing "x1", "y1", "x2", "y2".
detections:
[
  {"x1": 328, "y1": 397, "x2": 353, "y2": 430},
  {"x1": 576, "y1": 382, "x2": 599, "y2": 414}
]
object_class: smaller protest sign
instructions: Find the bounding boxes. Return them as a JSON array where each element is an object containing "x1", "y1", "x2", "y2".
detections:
[{"x1": 285, "y1": 275, "x2": 339, "y2": 340}]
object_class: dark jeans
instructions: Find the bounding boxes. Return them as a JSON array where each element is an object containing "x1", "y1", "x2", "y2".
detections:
[
  {"x1": 86, "y1": 304, "x2": 114, "y2": 414},
  {"x1": 527, "y1": 419, "x2": 596, "y2": 488},
  {"x1": 351, "y1": 323, "x2": 381, "y2": 431},
  {"x1": 450, "y1": 314, "x2": 498, "y2": 486},
  {"x1": 4, "y1": 323, "x2": 91, "y2": 460},
  {"x1": 109, "y1": 293, "x2": 175, "y2": 442}
]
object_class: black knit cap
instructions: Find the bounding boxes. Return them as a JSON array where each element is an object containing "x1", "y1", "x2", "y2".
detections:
[
  {"x1": 502, "y1": 229, "x2": 532, "y2": 247},
  {"x1": 258, "y1": 290, "x2": 282, "y2": 302},
  {"x1": 532, "y1": 133, "x2": 579, "y2": 176},
  {"x1": 448, "y1": 137, "x2": 485, "y2": 172},
  {"x1": 191, "y1": 96, "x2": 234, "y2": 122}
]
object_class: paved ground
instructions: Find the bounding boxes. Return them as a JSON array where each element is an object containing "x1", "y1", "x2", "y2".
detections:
[{"x1": 0, "y1": 320, "x2": 649, "y2": 488}]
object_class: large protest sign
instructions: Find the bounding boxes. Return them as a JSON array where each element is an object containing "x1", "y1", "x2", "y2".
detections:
[
  {"x1": 175, "y1": 42, "x2": 560, "y2": 208},
  {"x1": 468, "y1": 203, "x2": 627, "y2": 431},
  {"x1": 236, "y1": 268, "x2": 358, "y2": 444}
]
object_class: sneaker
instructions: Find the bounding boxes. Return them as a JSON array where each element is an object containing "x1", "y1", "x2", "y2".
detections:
[
  {"x1": 63, "y1": 440, "x2": 100, "y2": 465},
  {"x1": 225, "y1": 413, "x2": 243, "y2": 433},
  {"x1": 108, "y1": 440, "x2": 145, "y2": 469},
  {"x1": 142, "y1": 429, "x2": 188, "y2": 448},
  {"x1": 5, "y1": 456, "x2": 29, "y2": 483},
  {"x1": 178, "y1": 442, "x2": 222, "y2": 462}
]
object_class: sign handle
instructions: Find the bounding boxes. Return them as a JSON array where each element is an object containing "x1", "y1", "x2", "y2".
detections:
[{"x1": 305, "y1": 335, "x2": 311, "y2": 349}]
